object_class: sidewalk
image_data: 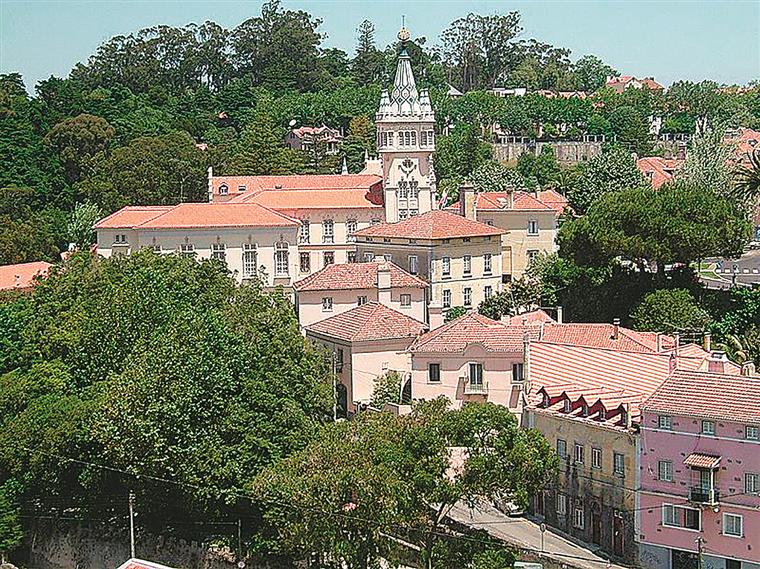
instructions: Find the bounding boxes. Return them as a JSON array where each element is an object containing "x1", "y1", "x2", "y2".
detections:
[{"x1": 447, "y1": 502, "x2": 627, "y2": 569}]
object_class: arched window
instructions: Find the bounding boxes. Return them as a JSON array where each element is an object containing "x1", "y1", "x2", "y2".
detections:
[
  {"x1": 219, "y1": 184, "x2": 228, "y2": 195},
  {"x1": 275, "y1": 242, "x2": 289, "y2": 276},
  {"x1": 242, "y1": 243, "x2": 257, "y2": 278},
  {"x1": 410, "y1": 131, "x2": 417, "y2": 146}
]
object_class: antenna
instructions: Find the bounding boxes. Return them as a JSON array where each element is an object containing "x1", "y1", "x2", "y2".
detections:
[{"x1": 402, "y1": 15, "x2": 406, "y2": 28}]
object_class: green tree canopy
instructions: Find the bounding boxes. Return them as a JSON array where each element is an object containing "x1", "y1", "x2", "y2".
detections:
[
  {"x1": 44, "y1": 113, "x2": 115, "y2": 184},
  {"x1": 631, "y1": 288, "x2": 711, "y2": 334}
]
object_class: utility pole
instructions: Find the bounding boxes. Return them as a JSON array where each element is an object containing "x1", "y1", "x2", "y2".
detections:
[
  {"x1": 237, "y1": 518, "x2": 242, "y2": 561},
  {"x1": 696, "y1": 536, "x2": 704, "y2": 569},
  {"x1": 129, "y1": 491, "x2": 136, "y2": 559}
]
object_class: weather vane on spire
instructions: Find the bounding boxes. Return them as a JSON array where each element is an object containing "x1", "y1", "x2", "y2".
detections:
[{"x1": 398, "y1": 15, "x2": 410, "y2": 43}]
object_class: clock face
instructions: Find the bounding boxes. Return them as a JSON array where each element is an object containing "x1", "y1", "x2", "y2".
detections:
[{"x1": 397, "y1": 27, "x2": 410, "y2": 42}]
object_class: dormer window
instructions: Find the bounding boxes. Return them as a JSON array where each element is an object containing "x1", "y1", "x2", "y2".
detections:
[
  {"x1": 219, "y1": 184, "x2": 228, "y2": 195},
  {"x1": 563, "y1": 399, "x2": 571, "y2": 413},
  {"x1": 238, "y1": 185, "x2": 246, "y2": 192}
]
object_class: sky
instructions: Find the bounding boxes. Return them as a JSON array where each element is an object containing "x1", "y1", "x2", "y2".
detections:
[{"x1": 1, "y1": 0, "x2": 759, "y2": 92}]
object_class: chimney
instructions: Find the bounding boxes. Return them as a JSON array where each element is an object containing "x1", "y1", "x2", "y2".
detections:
[
  {"x1": 556, "y1": 306, "x2": 563, "y2": 324},
  {"x1": 459, "y1": 181, "x2": 476, "y2": 220},
  {"x1": 669, "y1": 352, "x2": 677, "y2": 374},
  {"x1": 742, "y1": 361, "x2": 756, "y2": 377},
  {"x1": 703, "y1": 333, "x2": 711, "y2": 352},
  {"x1": 624, "y1": 402, "x2": 632, "y2": 429},
  {"x1": 522, "y1": 330, "x2": 531, "y2": 394},
  {"x1": 612, "y1": 318, "x2": 620, "y2": 340},
  {"x1": 707, "y1": 350, "x2": 728, "y2": 374},
  {"x1": 428, "y1": 303, "x2": 444, "y2": 330},
  {"x1": 377, "y1": 262, "x2": 392, "y2": 306},
  {"x1": 207, "y1": 165, "x2": 214, "y2": 203}
]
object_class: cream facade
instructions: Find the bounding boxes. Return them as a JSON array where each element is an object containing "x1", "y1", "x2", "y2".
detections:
[{"x1": 481, "y1": 209, "x2": 557, "y2": 277}]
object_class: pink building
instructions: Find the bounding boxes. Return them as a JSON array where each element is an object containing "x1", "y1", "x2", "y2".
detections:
[
  {"x1": 293, "y1": 260, "x2": 428, "y2": 328},
  {"x1": 638, "y1": 370, "x2": 760, "y2": 569}
]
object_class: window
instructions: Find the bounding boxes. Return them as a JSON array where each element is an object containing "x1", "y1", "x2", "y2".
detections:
[
  {"x1": 484, "y1": 285, "x2": 493, "y2": 299},
  {"x1": 242, "y1": 243, "x2": 257, "y2": 278},
  {"x1": 371, "y1": 218, "x2": 381, "y2": 225},
  {"x1": 238, "y1": 185, "x2": 246, "y2": 193},
  {"x1": 322, "y1": 297, "x2": 333, "y2": 312},
  {"x1": 442, "y1": 257, "x2": 451, "y2": 276},
  {"x1": 463, "y1": 287, "x2": 472, "y2": 307},
  {"x1": 275, "y1": 242, "x2": 289, "y2": 276},
  {"x1": 702, "y1": 420, "x2": 715, "y2": 435},
  {"x1": 512, "y1": 363, "x2": 524, "y2": 382},
  {"x1": 322, "y1": 220, "x2": 334, "y2": 244},
  {"x1": 400, "y1": 294, "x2": 411, "y2": 307},
  {"x1": 527, "y1": 250, "x2": 539, "y2": 264},
  {"x1": 556, "y1": 439, "x2": 567, "y2": 459},
  {"x1": 591, "y1": 448, "x2": 602, "y2": 469},
  {"x1": 443, "y1": 289, "x2": 452, "y2": 308},
  {"x1": 727, "y1": 561, "x2": 741, "y2": 569},
  {"x1": 180, "y1": 243, "x2": 195, "y2": 257},
  {"x1": 463, "y1": 237, "x2": 471, "y2": 243},
  {"x1": 573, "y1": 504, "x2": 585, "y2": 529},
  {"x1": 335, "y1": 349, "x2": 344, "y2": 373},
  {"x1": 658, "y1": 415, "x2": 673, "y2": 430},
  {"x1": 148, "y1": 244, "x2": 161, "y2": 253},
  {"x1": 723, "y1": 513, "x2": 743, "y2": 537},
  {"x1": 574, "y1": 443, "x2": 584, "y2": 464},
  {"x1": 463, "y1": 255, "x2": 472, "y2": 275},
  {"x1": 484, "y1": 253, "x2": 492, "y2": 274},
  {"x1": 299, "y1": 252, "x2": 311, "y2": 273},
  {"x1": 211, "y1": 243, "x2": 226, "y2": 263},
  {"x1": 428, "y1": 363, "x2": 441, "y2": 383},
  {"x1": 658, "y1": 460, "x2": 674, "y2": 482},
  {"x1": 528, "y1": 219, "x2": 539, "y2": 235},
  {"x1": 364, "y1": 252, "x2": 374, "y2": 262},
  {"x1": 662, "y1": 504, "x2": 700, "y2": 530},
  {"x1": 556, "y1": 493, "x2": 567, "y2": 515},
  {"x1": 347, "y1": 219, "x2": 357, "y2": 242},
  {"x1": 219, "y1": 184, "x2": 228, "y2": 195},
  {"x1": 745, "y1": 472, "x2": 759, "y2": 494},
  {"x1": 383, "y1": 254, "x2": 393, "y2": 262},
  {"x1": 409, "y1": 255, "x2": 419, "y2": 275},
  {"x1": 114, "y1": 233, "x2": 128, "y2": 244},
  {"x1": 468, "y1": 362, "x2": 483, "y2": 387},
  {"x1": 347, "y1": 251, "x2": 357, "y2": 263},
  {"x1": 747, "y1": 425, "x2": 759, "y2": 440},
  {"x1": 300, "y1": 221, "x2": 310, "y2": 244},
  {"x1": 323, "y1": 251, "x2": 335, "y2": 266},
  {"x1": 356, "y1": 295, "x2": 368, "y2": 306},
  {"x1": 614, "y1": 452, "x2": 625, "y2": 476},
  {"x1": 563, "y1": 399, "x2": 571, "y2": 413}
]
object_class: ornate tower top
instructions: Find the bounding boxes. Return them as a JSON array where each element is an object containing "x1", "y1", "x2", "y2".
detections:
[{"x1": 397, "y1": 26, "x2": 410, "y2": 43}]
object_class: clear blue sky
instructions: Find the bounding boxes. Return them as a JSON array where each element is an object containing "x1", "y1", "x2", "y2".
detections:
[{"x1": 1, "y1": 0, "x2": 758, "y2": 92}]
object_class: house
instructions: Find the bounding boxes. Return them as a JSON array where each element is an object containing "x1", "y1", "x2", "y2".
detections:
[
  {"x1": 94, "y1": 203, "x2": 300, "y2": 290},
  {"x1": 0, "y1": 261, "x2": 51, "y2": 293},
  {"x1": 725, "y1": 127, "x2": 760, "y2": 167},
  {"x1": 524, "y1": 341, "x2": 741, "y2": 564},
  {"x1": 638, "y1": 369, "x2": 760, "y2": 569},
  {"x1": 285, "y1": 125, "x2": 343, "y2": 154},
  {"x1": 606, "y1": 76, "x2": 665, "y2": 94},
  {"x1": 305, "y1": 301, "x2": 426, "y2": 414},
  {"x1": 452, "y1": 185, "x2": 563, "y2": 278},
  {"x1": 293, "y1": 259, "x2": 428, "y2": 327},
  {"x1": 409, "y1": 311, "x2": 540, "y2": 413},
  {"x1": 117, "y1": 559, "x2": 177, "y2": 569},
  {"x1": 353, "y1": 210, "x2": 504, "y2": 316},
  {"x1": 637, "y1": 157, "x2": 685, "y2": 190}
]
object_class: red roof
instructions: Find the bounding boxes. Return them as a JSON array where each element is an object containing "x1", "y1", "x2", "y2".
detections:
[
  {"x1": 117, "y1": 559, "x2": 177, "y2": 569},
  {"x1": 0, "y1": 261, "x2": 52, "y2": 291},
  {"x1": 95, "y1": 203, "x2": 299, "y2": 230},
  {"x1": 211, "y1": 174, "x2": 382, "y2": 197},
  {"x1": 410, "y1": 312, "x2": 539, "y2": 353},
  {"x1": 537, "y1": 189, "x2": 571, "y2": 215},
  {"x1": 294, "y1": 261, "x2": 427, "y2": 292},
  {"x1": 683, "y1": 453, "x2": 721, "y2": 469},
  {"x1": 449, "y1": 190, "x2": 565, "y2": 216},
  {"x1": 354, "y1": 210, "x2": 503, "y2": 240},
  {"x1": 641, "y1": 369, "x2": 760, "y2": 423},
  {"x1": 540, "y1": 322, "x2": 672, "y2": 353},
  {"x1": 505, "y1": 309, "x2": 555, "y2": 326},
  {"x1": 306, "y1": 301, "x2": 426, "y2": 342},
  {"x1": 725, "y1": 128, "x2": 760, "y2": 164},
  {"x1": 637, "y1": 157, "x2": 684, "y2": 190},
  {"x1": 230, "y1": 188, "x2": 384, "y2": 210}
]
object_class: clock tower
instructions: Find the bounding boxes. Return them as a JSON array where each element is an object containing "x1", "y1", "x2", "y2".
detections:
[{"x1": 376, "y1": 26, "x2": 437, "y2": 223}]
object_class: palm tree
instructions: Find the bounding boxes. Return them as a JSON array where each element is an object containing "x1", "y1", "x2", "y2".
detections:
[{"x1": 734, "y1": 148, "x2": 760, "y2": 204}]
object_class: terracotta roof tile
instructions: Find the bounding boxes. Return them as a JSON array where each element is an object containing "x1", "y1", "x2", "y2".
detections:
[
  {"x1": 294, "y1": 261, "x2": 427, "y2": 292},
  {"x1": 506, "y1": 309, "x2": 555, "y2": 326},
  {"x1": 0, "y1": 261, "x2": 52, "y2": 291},
  {"x1": 537, "y1": 189, "x2": 571, "y2": 215},
  {"x1": 211, "y1": 174, "x2": 382, "y2": 197},
  {"x1": 410, "y1": 312, "x2": 539, "y2": 353},
  {"x1": 229, "y1": 188, "x2": 383, "y2": 209},
  {"x1": 306, "y1": 301, "x2": 426, "y2": 342},
  {"x1": 117, "y1": 559, "x2": 177, "y2": 569},
  {"x1": 93, "y1": 206, "x2": 174, "y2": 229},
  {"x1": 539, "y1": 322, "x2": 671, "y2": 353},
  {"x1": 641, "y1": 369, "x2": 760, "y2": 423},
  {"x1": 683, "y1": 453, "x2": 721, "y2": 469},
  {"x1": 637, "y1": 157, "x2": 684, "y2": 190},
  {"x1": 353, "y1": 210, "x2": 503, "y2": 240}
]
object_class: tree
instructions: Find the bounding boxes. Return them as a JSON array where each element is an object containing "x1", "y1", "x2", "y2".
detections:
[
  {"x1": 631, "y1": 289, "x2": 711, "y2": 334},
  {"x1": 370, "y1": 370, "x2": 402, "y2": 409},
  {"x1": 680, "y1": 128, "x2": 734, "y2": 197},
  {"x1": 44, "y1": 113, "x2": 115, "y2": 184},
  {"x1": 573, "y1": 55, "x2": 618, "y2": 92},
  {"x1": 609, "y1": 105, "x2": 652, "y2": 155},
  {"x1": 352, "y1": 21, "x2": 385, "y2": 86},
  {"x1": 444, "y1": 306, "x2": 468, "y2": 322},
  {"x1": 0, "y1": 478, "x2": 22, "y2": 564},
  {"x1": 516, "y1": 145, "x2": 560, "y2": 187},
  {"x1": 567, "y1": 146, "x2": 647, "y2": 214},
  {"x1": 733, "y1": 149, "x2": 760, "y2": 204},
  {"x1": 67, "y1": 201, "x2": 102, "y2": 250},
  {"x1": 434, "y1": 123, "x2": 492, "y2": 191},
  {"x1": 0, "y1": 187, "x2": 65, "y2": 265},
  {"x1": 230, "y1": 107, "x2": 302, "y2": 176},
  {"x1": 342, "y1": 115, "x2": 375, "y2": 173},
  {"x1": 469, "y1": 161, "x2": 524, "y2": 192},
  {"x1": 252, "y1": 400, "x2": 556, "y2": 568}
]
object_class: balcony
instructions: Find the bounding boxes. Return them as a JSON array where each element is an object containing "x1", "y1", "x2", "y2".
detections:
[
  {"x1": 463, "y1": 379, "x2": 488, "y2": 395},
  {"x1": 688, "y1": 487, "x2": 720, "y2": 505}
]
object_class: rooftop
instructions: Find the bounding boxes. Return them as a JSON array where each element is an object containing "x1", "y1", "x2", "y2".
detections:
[
  {"x1": 636, "y1": 157, "x2": 684, "y2": 190},
  {"x1": 540, "y1": 322, "x2": 673, "y2": 353},
  {"x1": 117, "y1": 559, "x2": 177, "y2": 569},
  {"x1": 448, "y1": 190, "x2": 568, "y2": 216},
  {"x1": 95, "y1": 203, "x2": 300, "y2": 230},
  {"x1": 306, "y1": 301, "x2": 426, "y2": 343},
  {"x1": 353, "y1": 210, "x2": 503, "y2": 240},
  {"x1": 211, "y1": 174, "x2": 382, "y2": 196},
  {"x1": 641, "y1": 369, "x2": 760, "y2": 424},
  {"x1": 0, "y1": 261, "x2": 52, "y2": 291},
  {"x1": 294, "y1": 261, "x2": 427, "y2": 292}
]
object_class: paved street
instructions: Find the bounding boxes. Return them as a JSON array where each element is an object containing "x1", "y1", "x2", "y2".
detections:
[
  {"x1": 702, "y1": 249, "x2": 760, "y2": 288},
  {"x1": 448, "y1": 502, "x2": 627, "y2": 569}
]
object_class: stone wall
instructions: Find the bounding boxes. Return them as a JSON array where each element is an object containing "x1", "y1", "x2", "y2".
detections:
[{"x1": 493, "y1": 141, "x2": 603, "y2": 164}]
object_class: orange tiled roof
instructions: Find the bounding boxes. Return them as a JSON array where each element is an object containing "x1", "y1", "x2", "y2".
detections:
[
  {"x1": 637, "y1": 157, "x2": 684, "y2": 190},
  {"x1": 641, "y1": 369, "x2": 760, "y2": 423},
  {"x1": 294, "y1": 261, "x2": 427, "y2": 292},
  {"x1": 229, "y1": 188, "x2": 384, "y2": 209},
  {"x1": 450, "y1": 191, "x2": 563, "y2": 215},
  {"x1": 211, "y1": 174, "x2": 382, "y2": 197},
  {"x1": 354, "y1": 210, "x2": 503, "y2": 240},
  {"x1": 540, "y1": 322, "x2": 672, "y2": 353},
  {"x1": 410, "y1": 312, "x2": 540, "y2": 353},
  {"x1": 0, "y1": 261, "x2": 52, "y2": 291},
  {"x1": 117, "y1": 559, "x2": 177, "y2": 569},
  {"x1": 537, "y1": 189, "x2": 571, "y2": 215},
  {"x1": 505, "y1": 309, "x2": 555, "y2": 326},
  {"x1": 306, "y1": 301, "x2": 426, "y2": 342},
  {"x1": 683, "y1": 453, "x2": 721, "y2": 469},
  {"x1": 95, "y1": 203, "x2": 299, "y2": 230}
]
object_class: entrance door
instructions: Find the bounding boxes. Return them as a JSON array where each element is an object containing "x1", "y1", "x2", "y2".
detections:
[
  {"x1": 613, "y1": 511, "x2": 624, "y2": 557},
  {"x1": 672, "y1": 549, "x2": 698, "y2": 569},
  {"x1": 591, "y1": 503, "x2": 602, "y2": 545}
]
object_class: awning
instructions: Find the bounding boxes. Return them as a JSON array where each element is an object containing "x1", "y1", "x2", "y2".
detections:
[{"x1": 684, "y1": 453, "x2": 721, "y2": 469}]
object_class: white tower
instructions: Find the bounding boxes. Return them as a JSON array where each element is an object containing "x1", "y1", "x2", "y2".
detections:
[{"x1": 376, "y1": 26, "x2": 436, "y2": 223}]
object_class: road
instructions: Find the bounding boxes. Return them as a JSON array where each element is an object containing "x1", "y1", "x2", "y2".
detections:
[
  {"x1": 447, "y1": 502, "x2": 627, "y2": 569},
  {"x1": 702, "y1": 249, "x2": 760, "y2": 288}
]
